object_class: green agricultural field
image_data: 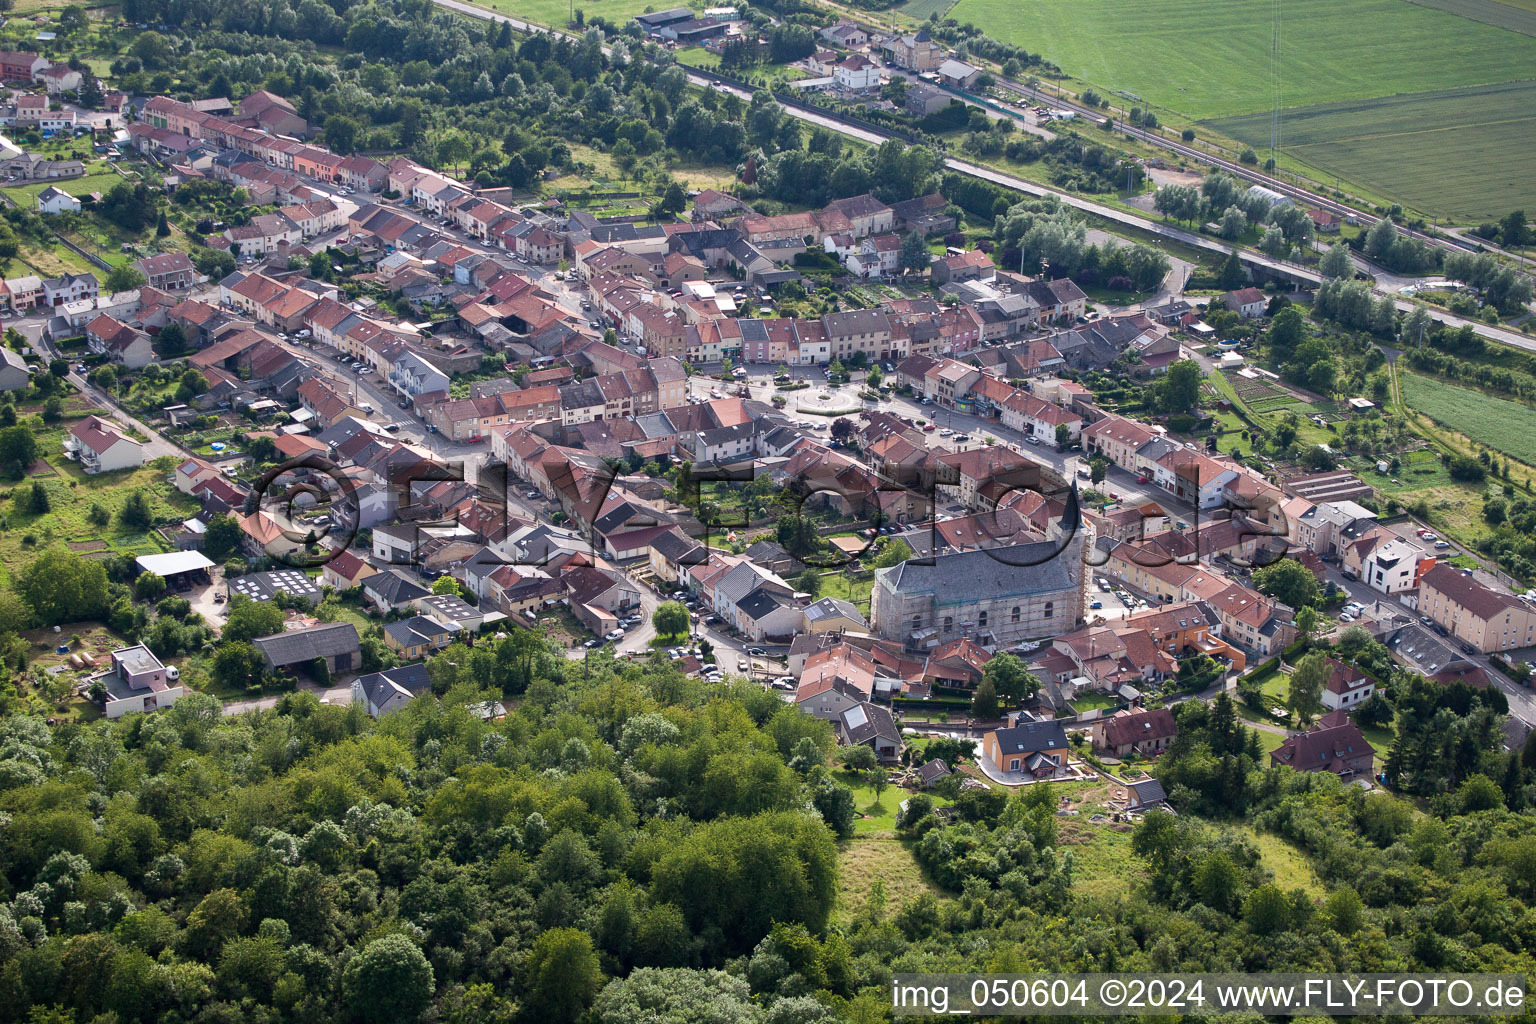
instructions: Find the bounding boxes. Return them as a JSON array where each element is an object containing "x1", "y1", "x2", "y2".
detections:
[
  {"x1": 893, "y1": 0, "x2": 960, "y2": 20},
  {"x1": 948, "y1": 0, "x2": 1535, "y2": 119},
  {"x1": 1404, "y1": 0, "x2": 1536, "y2": 34},
  {"x1": 1205, "y1": 81, "x2": 1536, "y2": 220},
  {"x1": 1400, "y1": 372, "x2": 1536, "y2": 465}
]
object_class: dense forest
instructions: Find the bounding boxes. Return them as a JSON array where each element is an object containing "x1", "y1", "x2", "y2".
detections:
[{"x1": 3, "y1": 640, "x2": 1536, "y2": 1023}]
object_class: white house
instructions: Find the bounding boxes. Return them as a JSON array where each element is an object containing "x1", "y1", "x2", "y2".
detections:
[
  {"x1": 390, "y1": 350, "x2": 450, "y2": 397},
  {"x1": 38, "y1": 65, "x2": 82, "y2": 96},
  {"x1": 1320, "y1": 659, "x2": 1375, "y2": 711},
  {"x1": 41, "y1": 272, "x2": 96, "y2": 307},
  {"x1": 65, "y1": 415, "x2": 144, "y2": 474},
  {"x1": 834, "y1": 54, "x2": 880, "y2": 93},
  {"x1": 1223, "y1": 287, "x2": 1267, "y2": 319},
  {"x1": 350, "y1": 664, "x2": 430, "y2": 717},
  {"x1": 844, "y1": 233, "x2": 901, "y2": 279},
  {"x1": 36, "y1": 185, "x2": 79, "y2": 215}
]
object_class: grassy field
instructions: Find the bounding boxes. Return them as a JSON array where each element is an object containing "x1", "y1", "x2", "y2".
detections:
[
  {"x1": 1205, "y1": 81, "x2": 1536, "y2": 220},
  {"x1": 14, "y1": 238, "x2": 99, "y2": 278},
  {"x1": 892, "y1": 0, "x2": 959, "y2": 19},
  {"x1": 474, "y1": 0, "x2": 654, "y2": 29},
  {"x1": 1058, "y1": 814, "x2": 1141, "y2": 899},
  {"x1": 1400, "y1": 372, "x2": 1536, "y2": 465},
  {"x1": 835, "y1": 836, "x2": 942, "y2": 924},
  {"x1": 1244, "y1": 828, "x2": 1326, "y2": 897},
  {"x1": 949, "y1": 0, "x2": 1535, "y2": 119},
  {"x1": 1405, "y1": 0, "x2": 1536, "y2": 33},
  {"x1": 0, "y1": 430, "x2": 192, "y2": 586},
  {"x1": 2, "y1": 171, "x2": 125, "y2": 204}
]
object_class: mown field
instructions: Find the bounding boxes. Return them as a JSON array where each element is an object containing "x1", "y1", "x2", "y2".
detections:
[
  {"x1": 2, "y1": 171, "x2": 125, "y2": 203},
  {"x1": 1400, "y1": 371, "x2": 1536, "y2": 465},
  {"x1": 892, "y1": 0, "x2": 959, "y2": 19},
  {"x1": 948, "y1": 0, "x2": 1535, "y2": 119},
  {"x1": 474, "y1": 0, "x2": 654, "y2": 29},
  {"x1": 1404, "y1": 0, "x2": 1536, "y2": 34},
  {"x1": 1205, "y1": 81, "x2": 1536, "y2": 220}
]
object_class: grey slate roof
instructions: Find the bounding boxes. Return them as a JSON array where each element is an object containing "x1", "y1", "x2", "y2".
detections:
[
  {"x1": 384, "y1": 615, "x2": 453, "y2": 648},
  {"x1": 991, "y1": 718, "x2": 1069, "y2": 756},
  {"x1": 355, "y1": 663, "x2": 431, "y2": 709},
  {"x1": 253, "y1": 622, "x2": 360, "y2": 668},
  {"x1": 840, "y1": 700, "x2": 900, "y2": 747},
  {"x1": 367, "y1": 569, "x2": 432, "y2": 606},
  {"x1": 1127, "y1": 778, "x2": 1167, "y2": 805},
  {"x1": 736, "y1": 585, "x2": 792, "y2": 622},
  {"x1": 875, "y1": 541, "x2": 1077, "y2": 605}
]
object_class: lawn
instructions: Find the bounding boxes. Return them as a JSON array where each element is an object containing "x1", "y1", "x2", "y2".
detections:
[
  {"x1": 674, "y1": 48, "x2": 721, "y2": 70},
  {"x1": 1358, "y1": 723, "x2": 1395, "y2": 769},
  {"x1": 839, "y1": 775, "x2": 949, "y2": 836},
  {"x1": 1256, "y1": 728, "x2": 1288, "y2": 754},
  {"x1": 1399, "y1": 371, "x2": 1536, "y2": 466},
  {"x1": 831, "y1": 573, "x2": 875, "y2": 619},
  {"x1": 3, "y1": 171, "x2": 126, "y2": 204},
  {"x1": 1070, "y1": 691, "x2": 1120, "y2": 713},
  {"x1": 1205, "y1": 80, "x2": 1536, "y2": 220},
  {"x1": 948, "y1": 0, "x2": 1536, "y2": 120}
]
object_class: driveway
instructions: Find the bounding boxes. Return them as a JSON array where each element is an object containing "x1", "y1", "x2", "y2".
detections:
[
  {"x1": 186, "y1": 575, "x2": 229, "y2": 634},
  {"x1": 222, "y1": 680, "x2": 354, "y2": 716}
]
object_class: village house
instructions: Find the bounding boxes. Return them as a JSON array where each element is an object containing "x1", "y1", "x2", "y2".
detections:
[
  {"x1": 351, "y1": 664, "x2": 431, "y2": 717},
  {"x1": 36, "y1": 185, "x2": 79, "y2": 215},
  {"x1": 85, "y1": 314, "x2": 154, "y2": 369},
  {"x1": 64, "y1": 415, "x2": 144, "y2": 474},
  {"x1": 1320, "y1": 658, "x2": 1376, "y2": 711},
  {"x1": 1224, "y1": 287, "x2": 1267, "y2": 319},
  {"x1": 1271, "y1": 709, "x2": 1374, "y2": 778},
  {"x1": 134, "y1": 252, "x2": 196, "y2": 290},
  {"x1": 983, "y1": 718, "x2": 1071, "y2": 778},
  {"x1": 1090, "y1": 707, "x2": 1178, "y2": 758}
]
